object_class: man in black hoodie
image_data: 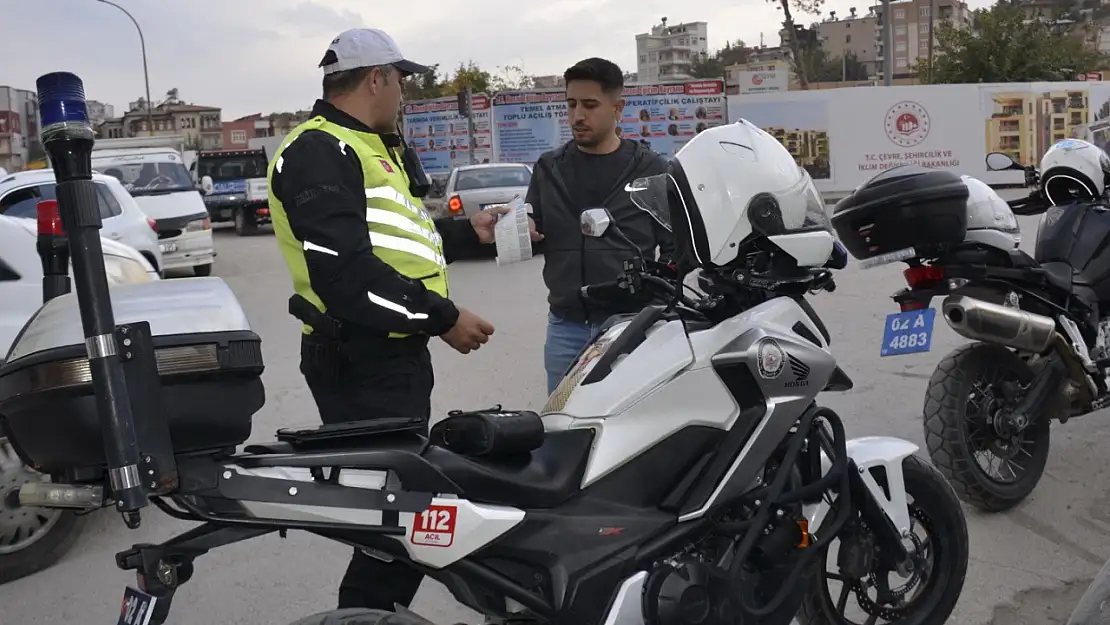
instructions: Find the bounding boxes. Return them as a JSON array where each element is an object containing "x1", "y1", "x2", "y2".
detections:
[{"x1": 525, "y1": 58, "x2": 674, "y2": 394}]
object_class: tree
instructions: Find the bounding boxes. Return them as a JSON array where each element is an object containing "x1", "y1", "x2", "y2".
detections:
[
  {"x1": 489, "y1": 64, "x2": 534, "y2": 92},
  {"x1": 917, "y1": 4, "x2": 1106, "y2": 84},
  {"x1": 770, "y1": 0, "x2": 825, "y2": 88},
  {"x1": 807, "y1": 50, "x2": 870, "y2": 82},
  {"x1": 402, "y1": 64, "x2": 444, "y2": 101},
  {"x1": 690, "y1": 39, "x2": 751, "y2": 79},
  {"x1": 441, "y1": 61, "x2": 497, "y2": 95}
]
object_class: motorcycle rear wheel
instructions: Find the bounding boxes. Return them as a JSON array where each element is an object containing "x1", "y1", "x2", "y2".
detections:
[
  {"x1": 923, "y1": 342, "x2": 1051, "y2": 512},
  {"x1": 0, "y1": 437, "x2": 86, "y2": 584},
  {"x1": 797, "y1": 455, "x2": 969, "y2": 625}
]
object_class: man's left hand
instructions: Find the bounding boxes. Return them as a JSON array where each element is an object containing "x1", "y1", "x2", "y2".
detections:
[{"x1": 471, "y1": 204, "x2": 544, "y2": 245}]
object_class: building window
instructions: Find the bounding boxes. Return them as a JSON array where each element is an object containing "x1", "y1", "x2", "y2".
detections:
[
  {"x1": 895, "y1": 24, "x2": 907, "y2": 36},
  {"x1": 896, "y1": 58, "x2": 908, "y2": 68},
  {"x1": 846, "y1": 34, "x2": 852, "y2": 42},
  {"x1": 231, "y1": 130, "x2": 247, "y2": 144},
  {"x1": 920, "y1": 6, "x2": 930, "y2": 16},
  {"x1": 920, "y1": 40, "x2": 930, "y2": 51},
  {"x1": 919, "y1": 22, "x2": 930, "y2": 34},
  {"x1": 639, "y1": 54, "x2": 646, "y2": 62},
  {"x1": 894, "y1": 8, "x2": 905, "y2": 19},
  {"x1": 896, "y1": 41, "x2": 907, "y2": 51}
]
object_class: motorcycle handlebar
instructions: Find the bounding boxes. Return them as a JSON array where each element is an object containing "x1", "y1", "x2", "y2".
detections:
[{"x1": 580, "y1": 281, "x2": 627, "y2": 301}]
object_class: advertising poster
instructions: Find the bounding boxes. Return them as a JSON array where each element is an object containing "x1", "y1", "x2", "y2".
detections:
[
  {"x1": 730, "y1": 97, "x2": 831, "y2": 180},
  {"x1": 402, "y1": 95, "x2": 492, "y2": 175},
  {"x1": 491, "y1": 90, "x2": 569, "y2": 164},
  {"x1": 619, "y1": 80, "x2": 727, "y2": 155}
]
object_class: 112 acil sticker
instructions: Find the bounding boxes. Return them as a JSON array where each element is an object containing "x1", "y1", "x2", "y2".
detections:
[{"x1": 411, "y1": 504, "x2": 457, "y2": 548}]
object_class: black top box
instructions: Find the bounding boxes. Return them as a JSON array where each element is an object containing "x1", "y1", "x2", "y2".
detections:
[
  {"x1": 831, "y1": 164, "x2": 970, "y2": 261},
  {"x1": 0, "y1": 278, "x2": 264, "y2": 476}
]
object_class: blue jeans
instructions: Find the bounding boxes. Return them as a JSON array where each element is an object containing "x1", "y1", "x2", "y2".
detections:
[{"x1": 544, "y1": 312, "x2": 605, "y2": 395}]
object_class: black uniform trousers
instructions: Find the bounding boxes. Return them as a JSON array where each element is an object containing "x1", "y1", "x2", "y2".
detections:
[{"x1": 300, "y1": 331, "x2": 433, "y2": 611}]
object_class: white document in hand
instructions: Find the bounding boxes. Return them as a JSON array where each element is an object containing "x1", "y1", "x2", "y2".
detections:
[{"x1": 494, "y1": 196, "x2": 533, "y2": 266}]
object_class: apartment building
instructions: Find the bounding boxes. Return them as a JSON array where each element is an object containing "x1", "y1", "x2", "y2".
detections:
[
  {"x1": 635, "y1": 18, "x2": 709, "y2": 83},
  {"x1": 0, "y1": 85, "x2": 42, "y2": 172},
  {"x1": 86, "y1": 100, "x2": 116, "y2": 128},
  {"x1": 874, "y1": 0, "x2": 973, "y2": 79},
  {"x1": 984, "y1": 90, "x2": 1089, "y2": 166},
  {"x1": 816, "y1": 9, "x2": 880, "y2": 77},
  {"x1": 97, "y1": 100, "x2": 223, "y2": 149}
]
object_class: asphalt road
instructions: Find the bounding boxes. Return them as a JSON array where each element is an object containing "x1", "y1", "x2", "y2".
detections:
[{"x1": 3, "y1": 196, "x2": 1110, "y2": 625}]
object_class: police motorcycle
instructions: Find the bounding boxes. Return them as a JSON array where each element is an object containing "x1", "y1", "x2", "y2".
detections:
[
  {"x1": 831, "y1": 138, "x2": 1110, "y2": 513},
  {"x1": 0, "y1": 73, "x2": 967, "y2": 625}
]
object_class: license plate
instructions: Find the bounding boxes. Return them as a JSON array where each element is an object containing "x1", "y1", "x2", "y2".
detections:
[
  {"x1": 117, "y1": 586, "x2": 158, "y2": 625},
  {"x1": 881, "y1": 307, "x2": 936, "y2": 357},
  {"x1": 159, "y1": 242, "x2": 177, "y2": 254}
]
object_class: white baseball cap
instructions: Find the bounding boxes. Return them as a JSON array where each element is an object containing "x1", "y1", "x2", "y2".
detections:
[{"x1": 319, "y1": 28, "x2": 431, "y2": 77}]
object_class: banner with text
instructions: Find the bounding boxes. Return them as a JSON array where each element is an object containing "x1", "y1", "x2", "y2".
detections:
[
  {"x1": 491, "y1": 80, "x2": 728, "y2": 163},
  {"x1": 402, "y1": 94, "x2": 492, "y2": 175},
  {"x1": 619, "y1": 80, "x2": 727, "y2": 155},
  {"x1": 727, "y1": 81, "x2": 1110, "y2": 193}
]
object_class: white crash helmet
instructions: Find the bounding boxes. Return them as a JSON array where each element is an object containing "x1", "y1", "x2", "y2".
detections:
[
  {"x1": 626, "y1": 120, "x2": 835, "y2": 269},
  {"x1": 1039, "y1": 138, "x2": 1110, "y2": 206},
  {"x1": 961, "y1": 175, "x2": 1020, "y2": 250}
]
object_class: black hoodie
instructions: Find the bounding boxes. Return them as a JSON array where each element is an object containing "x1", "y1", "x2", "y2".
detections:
[{"x1": 526, "y1": 139, "x2": 674, "y2": 324}]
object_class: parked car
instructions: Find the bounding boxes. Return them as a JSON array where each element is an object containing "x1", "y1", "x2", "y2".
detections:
[
  {"x1": 0, "y1": 213, "x2": 159, "y2": 584},
  {"x1": 443, "y1": 163, "x2": 532, "y2": 218},
  {"x1": 0, "y1": 169, "x2": 163, "y2": 274},
  {"x1": 93, "y1": 136, "x2": 216, "y2": 274}
]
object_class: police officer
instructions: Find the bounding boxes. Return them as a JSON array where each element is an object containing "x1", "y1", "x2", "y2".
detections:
[{"x1": 267, "y1": 28, "x2": 499, "y2": 611}]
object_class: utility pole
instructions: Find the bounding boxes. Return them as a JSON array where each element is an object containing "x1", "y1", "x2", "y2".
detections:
[
  {"x1": 881, "y1": 0, "x2": 894, "y2": 86},
  {"x1": 927, "y1": 0, "x2": 936, "y2": 82}
]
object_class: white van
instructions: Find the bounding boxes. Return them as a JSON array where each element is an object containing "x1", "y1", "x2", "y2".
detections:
[{"x1": 92, "y1": 136, "x2": 216, "y2": 277}]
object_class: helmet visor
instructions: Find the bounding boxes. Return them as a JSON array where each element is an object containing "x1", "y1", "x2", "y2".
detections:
[{"x1": 626, "y1": 173, "x2": 682, "y2": 232}]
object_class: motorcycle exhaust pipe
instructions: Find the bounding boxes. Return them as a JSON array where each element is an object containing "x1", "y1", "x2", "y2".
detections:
[{"x1": 941, "y1": 295, "x2": 1057, "y2": 354}]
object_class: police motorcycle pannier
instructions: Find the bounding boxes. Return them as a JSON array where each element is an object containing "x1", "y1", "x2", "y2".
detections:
[
  {"x1": 831, "y1": 164, "x2": 970, "y2": 260},
  {"x1": 0, "y1": 278, "x2": 264, "y2": 476}
]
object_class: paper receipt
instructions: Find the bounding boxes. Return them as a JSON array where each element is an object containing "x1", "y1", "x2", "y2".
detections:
[{"x1": 494, "y1": 196, "x2": 533, "y2": 265}]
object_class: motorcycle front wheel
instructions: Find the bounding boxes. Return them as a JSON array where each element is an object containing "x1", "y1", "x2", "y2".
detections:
[
  {"x1": 798, "y1": 455, "x2": 969, "y2": 625},
  {"x1": 922, "y1": 342, "x2": 1052, "y2": 512}
]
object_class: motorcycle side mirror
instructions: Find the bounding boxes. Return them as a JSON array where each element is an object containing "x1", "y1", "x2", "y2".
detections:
[
  {"x1": 580, "y1": 208, "x2": 612, "y2": 238},
  {"x1": 199, "y1": 175, "x2": 214, "y2": 195},
  {"x1": 986, "y1": 152, "x2": 1023, "y2": 172}
]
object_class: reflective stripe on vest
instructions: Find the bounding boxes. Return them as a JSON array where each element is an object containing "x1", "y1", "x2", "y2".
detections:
[{"x1": 268, "y1": 116, "x2": 448, "y2": 337}]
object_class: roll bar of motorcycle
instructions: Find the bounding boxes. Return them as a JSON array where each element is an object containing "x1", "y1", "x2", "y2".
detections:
[{"x1": 35, "y1": 72, "x2": 176, "y2": 529}]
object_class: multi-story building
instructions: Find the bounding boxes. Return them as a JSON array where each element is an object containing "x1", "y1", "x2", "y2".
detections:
[
  {"x1": 96, "y1": 99, "x2": 223, "y2": 149},
  {"x1": 874, "y1": 0, "x2": 973, "y2": 80},
  {"x1": 984, "y1": 90, "x2": 1089, "y2": 166},
  {"x1": 816, "y1": 9, "x2": 880, "y2": 77},
  {"x1": 635, "y1": 18, "x2": 709, "y2": 82},
  {"x1": 0, "y1": 86, "x2": 42, "y2": 172},
  {"x1": 86, "y1": 100, "x2": 116, "y2": 128}
]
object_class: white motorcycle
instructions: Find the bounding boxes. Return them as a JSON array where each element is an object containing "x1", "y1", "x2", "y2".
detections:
[{"x1": 0, "y1": 195, "x2": 969, "y2": 625}]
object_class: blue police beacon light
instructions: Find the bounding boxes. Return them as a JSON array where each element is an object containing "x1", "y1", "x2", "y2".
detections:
[{"x1": 36, "y1": 72, "x2": 95, "y2": 182}]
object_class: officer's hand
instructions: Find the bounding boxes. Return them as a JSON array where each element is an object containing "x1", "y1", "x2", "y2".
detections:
[{"x1": 440, "y1": 307, "x2": 495, "y2": 354}]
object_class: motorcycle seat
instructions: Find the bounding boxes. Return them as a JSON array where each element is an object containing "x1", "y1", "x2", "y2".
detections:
[{"x1": 242, "y1": 428, "x2": 595, "y2": 510}]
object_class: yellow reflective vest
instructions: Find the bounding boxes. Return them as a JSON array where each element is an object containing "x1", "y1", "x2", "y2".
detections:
[{"x1": 268, "y1": 116, "x2": 448, "y2": 338}]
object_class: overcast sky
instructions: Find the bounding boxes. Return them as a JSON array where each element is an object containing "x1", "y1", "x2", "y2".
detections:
[{"x1": 3, "y1": 0, "x2": 991, "y2": 120}]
